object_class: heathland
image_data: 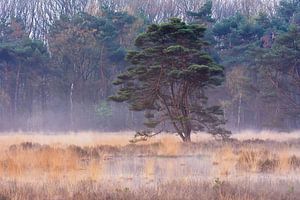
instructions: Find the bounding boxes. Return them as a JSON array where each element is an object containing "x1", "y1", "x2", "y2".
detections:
[{"x1": 0, "y1": 131, "x2": 299, "y2": 200}]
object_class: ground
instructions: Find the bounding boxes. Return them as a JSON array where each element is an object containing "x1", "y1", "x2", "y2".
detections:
[{"x1": 0, "y1": 131, "x2": 299, "y2": 200}]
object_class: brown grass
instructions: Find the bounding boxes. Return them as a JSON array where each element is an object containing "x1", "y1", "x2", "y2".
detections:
[
  {"x1": 213, "y1": 146, "x2": 300, "y2": 174},
  {"x1": 0, "y1": 179, "x2": 299, "y2": 200},
  {"x1": 0, "y1": 131, "x2": 299, "y2": 199}
]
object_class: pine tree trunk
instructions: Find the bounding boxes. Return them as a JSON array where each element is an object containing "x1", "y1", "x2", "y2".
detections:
[
  {"x1": 183, "y1": 134, "x2": 191, "y2": 142},
  {"x1": 183, "y1": 130, "x2": 191, "y2": 142}
]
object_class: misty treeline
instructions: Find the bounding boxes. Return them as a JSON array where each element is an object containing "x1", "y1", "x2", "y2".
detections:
[{"x1": 0, "y1": 0, "x2": 299, "y2": 132}]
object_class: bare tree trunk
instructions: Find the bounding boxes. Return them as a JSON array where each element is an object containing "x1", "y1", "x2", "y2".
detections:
[
  {"x1": 237, "y1": 93, "x2": 242, "y2": 131},
  {"x1": 3, "y1": 64, "x2": 12, "y2": 126},
  {"x1": 41, "y1": 74, "x2": 47, "y2": 129},
  {"x1": 70, "y1": 82, "x2": 74, "y2": 129},
  {"x1": 23, "y1": 75, "x2": 34, "y2": 131},
  {"x1": 13, "y1": 64, "x2": 21, "y2": 119},
  {"x1": 99, "y1": 46, "x2": 107, "y2": 98}
]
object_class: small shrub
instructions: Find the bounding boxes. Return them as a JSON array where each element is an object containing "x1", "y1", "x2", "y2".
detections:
[
  {"x1": 258, "y1": 158, "x2": 278, "y2": 172},
  {"x1": 236, "y1": 149, "x2": 279, "y2": 172},
  {"x1": 288, "y1": 155, "x2": 300, "y2": 169}
]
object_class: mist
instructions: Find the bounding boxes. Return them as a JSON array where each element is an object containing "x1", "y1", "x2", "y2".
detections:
[{"x1": 1, "y1": 0, "x2": 299, "y2": 134}]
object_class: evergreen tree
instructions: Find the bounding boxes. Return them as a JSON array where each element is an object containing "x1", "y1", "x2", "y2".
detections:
[
  {"x1": 111, "y1": 18, "x2": 231, "y2": 142},
  {"x1": 187, "y1": 0, "x2": 215, "y2": 26},
  {"x1": 0, "y1": 18, "x2": 49, "y2": 129},
  {"x1": 256, "y1": 24, "x2": 300, "y2": 129}
]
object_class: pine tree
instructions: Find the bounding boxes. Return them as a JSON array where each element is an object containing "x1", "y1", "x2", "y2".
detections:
[
  {"x1": 256, "y1": 24, "x2": 300, "y2": 129},
  {"x1": 187, "y1": 0, "x2": 215, "y2": 26},
  {"x1": 111, "y1": 18, "x2": 231, "y2": 142},
  {"x1": 0, "y1": 18, "x2": 49, "y2": 129}
]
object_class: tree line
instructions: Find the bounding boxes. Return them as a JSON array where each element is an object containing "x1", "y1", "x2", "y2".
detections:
[
  {"x1": 0, "y1": 0, "x2": 279, "y2": 39},
  {"x1": 0, "y1": 0, "x2": 299, "y2": 133}
]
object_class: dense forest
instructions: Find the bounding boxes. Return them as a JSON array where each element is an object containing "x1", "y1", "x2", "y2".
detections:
[{"x1": 0, "y1": 0, "x2": 299, "y2": 133}]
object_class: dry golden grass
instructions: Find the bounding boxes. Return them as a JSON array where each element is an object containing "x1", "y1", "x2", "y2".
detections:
[
  {"x1": 0, "y1": 178, "x2": 299, "y2": 200},
  {"x1": 212, "y1": 147, "x2": 300, "y2": 177},
  {"x1": 0, "y1": 131, "x2": 299, "y2": 200}
]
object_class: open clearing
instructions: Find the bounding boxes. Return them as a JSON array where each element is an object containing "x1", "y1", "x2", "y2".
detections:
[{"x1": 0, "y1": 131, "x2": 299, "y2": 200}]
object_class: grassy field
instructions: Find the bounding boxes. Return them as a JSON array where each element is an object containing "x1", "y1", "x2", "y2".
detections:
[{"x1": 0, "y1": 131, "x2": 299, "y2": 200}]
